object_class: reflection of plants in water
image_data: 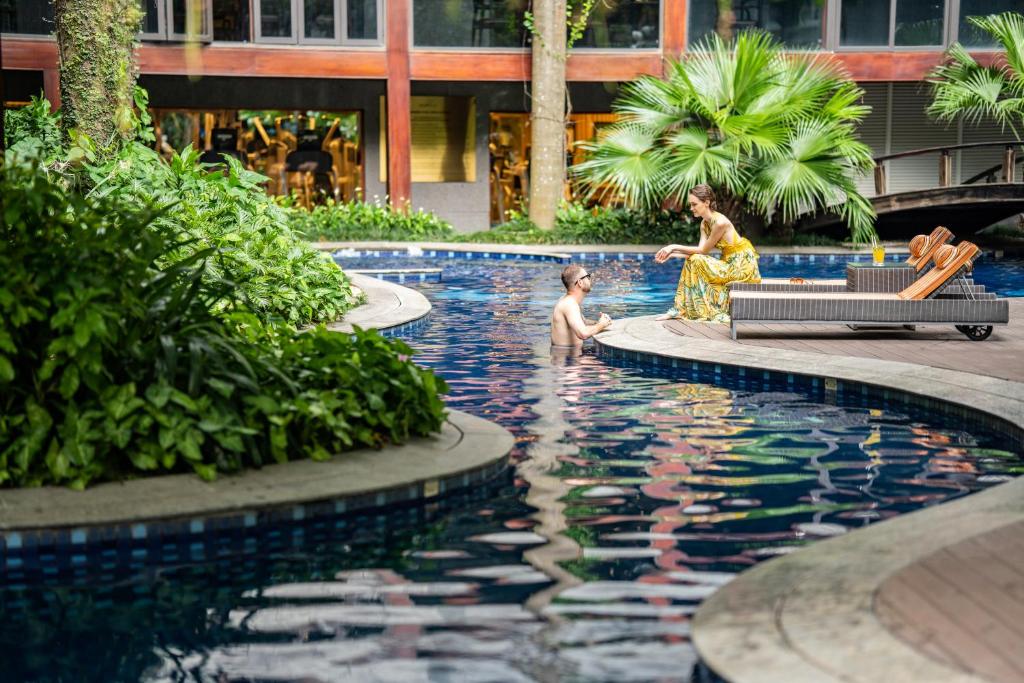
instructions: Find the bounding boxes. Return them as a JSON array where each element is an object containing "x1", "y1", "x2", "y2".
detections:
[
  {"x1": 562, "y1": 524, "x2": 597, "y2": 548},
  {"x1": 556, "y1": 519, "x2": 601, "y2": 583},
  {"x1": 894, "y1": 18, "x2": 942, "y2": 46},
  {"x1": 559, "y1": 558, "x2": 603, "y2": 582},
  {"x1": 563, "y1": 504, "x2": 611, "y2": 517}
]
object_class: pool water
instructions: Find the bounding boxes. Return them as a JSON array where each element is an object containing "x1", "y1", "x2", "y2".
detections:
[{"x1": 0, "y1": 256, "x2": 1020, "y2": 683}]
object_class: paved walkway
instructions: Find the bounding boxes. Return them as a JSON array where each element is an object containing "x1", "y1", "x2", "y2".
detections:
[
  {"x1": 594, "y1": 307, "x2": 1024, "y2": 683},
  {"x1": 664, "y1": 298, "x2": 1024, "y2": 382}
]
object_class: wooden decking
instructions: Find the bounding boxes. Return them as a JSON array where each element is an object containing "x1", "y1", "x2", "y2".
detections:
[
  {"x1": 876, "y1": 520, "x2": 1024, "y2": 683},
  {"x1": 663, "y1": 298, "x2": 1024, "y2": 383}
]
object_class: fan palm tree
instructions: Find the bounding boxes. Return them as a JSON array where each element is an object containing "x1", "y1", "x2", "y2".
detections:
[
  {"x1": 927, "y1": 12, "x2": 1024, "y2": 139},
  {"x1": 573, "y1": 31, "x2": 877, "y2": 242}
]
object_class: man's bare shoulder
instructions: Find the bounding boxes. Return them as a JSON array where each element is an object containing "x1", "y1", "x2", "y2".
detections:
[{"x1": 554, "y1": 295, "x2": 580, "y2": 312}]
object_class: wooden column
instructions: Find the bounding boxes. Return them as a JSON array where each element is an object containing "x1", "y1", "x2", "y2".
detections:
[
  {"x1": 1004, "y1": 145, "x2": 1017, "y2": 184},
  {"x1": 385, "y1": 0, "x2": 412, "y2": 208},
  {"x1": 663, "y1": 0, "x2": 687, "y2": 68},
  {"x1": 873, "y1": 163, "x2": 887, "y2": 195},
  {"x1": 43, "y1": 68, "x2": 61, "y2": 111},
  {"x1": 938, "y1": 149, "x2": 952, "y2": 187}
]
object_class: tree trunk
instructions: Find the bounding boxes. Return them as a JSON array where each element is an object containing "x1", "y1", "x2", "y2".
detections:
[
  {"x1": 54, "y1": 0, "x2": 142, "y2": 148},
  {"x1": 529, "y1": 0, "x2": 567, "y2": 230}
]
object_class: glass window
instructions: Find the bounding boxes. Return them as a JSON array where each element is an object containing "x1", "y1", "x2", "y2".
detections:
[
  {"x1": 959, "y1": 0, "x2": 1024, "y2": 47},
  {"x1": 413, "y1": 0, "x2": 530, "y2": 47},
  {"x1": 347, "y1": 0, "x2": 377, "y2": 40},
  {"x1": 688, "y1": 0, "x2": 824, "y2": 49},
  {"x1": 260, "y1": 0, "x2": 293, "y2": 37},
  {"x1": 839, "y1": 0, "x2": 889, "y2": 46},
  {"x1": 213, "y1": 0, "x2": 250, "y2": 41},
  {"x1": 304, "y1": 0, "x2": 336, "y2": 39},
  {"x1": 141, "y1": 0, "x2": 161, "y2": 34},
  {"x1": 172, "y1": 0, "x2": 188, "y2": 34},
  {"x1": 1, "y1": 0, "x2": 55, "y2": 34},
  {"x1": 894, "y1": 0, "x2": 943, "y2": 46},
  {"x1": 574, "y1": 0, "x2": 660, "y2": 48}
]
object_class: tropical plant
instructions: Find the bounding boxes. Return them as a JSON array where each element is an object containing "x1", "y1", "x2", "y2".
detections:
[
  {"x1": 290, "y1": 198, "x2": 457, "y2": 242},
  {"x1": 3, "y1": 96, "x2": 63, "y2": 162},
  {"x1": 573, "y1": 31, "x2": 878, "y2": 242},
  {"x1": 6, "y1": 90, "x2": 359, "y2": 327},
  {"x1": 0, "y1": 164, "x2": 447, "y2": 489},
  {"x1": 459, "y1": 203, "x2": 699, "y2": 245},
  {"x1": 927, "y1": 12, "x2": 1024, "y2": 139}
]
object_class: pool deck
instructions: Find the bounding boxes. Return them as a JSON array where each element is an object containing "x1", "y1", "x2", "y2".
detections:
[
  {"x1": 594, "y1": 304, "x2": 1024, "y2": 683},
  {"x1": 327, "y1": 272, "x2": 431, "y2": 333}
]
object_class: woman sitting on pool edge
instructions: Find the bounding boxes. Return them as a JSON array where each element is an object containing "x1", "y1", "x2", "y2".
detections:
[{"x1": 654, "y1": 184, "x2": 761, "y2": 323}]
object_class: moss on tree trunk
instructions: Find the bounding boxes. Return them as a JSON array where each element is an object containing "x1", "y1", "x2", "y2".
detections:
[{"x1": 54, "y1": 0, "x2": 142, "y2": 148}]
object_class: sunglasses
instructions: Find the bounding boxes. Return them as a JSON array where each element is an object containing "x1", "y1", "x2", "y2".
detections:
[{"x1": 576, "y1": 272, "x2": 592, "y2": 285}]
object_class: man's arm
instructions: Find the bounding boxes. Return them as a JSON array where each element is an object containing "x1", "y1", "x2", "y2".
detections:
[{"x1": 567, "y1": 303, "x2": 611, "y2": 340}]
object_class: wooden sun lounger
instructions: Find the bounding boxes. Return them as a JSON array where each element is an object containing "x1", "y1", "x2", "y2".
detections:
[
  {"x1": 733, "y1": 226, "x2": 957, "y2": 295},
  {"x1": 729, "y1": 242, "x2": 1009, "y2": 342}
]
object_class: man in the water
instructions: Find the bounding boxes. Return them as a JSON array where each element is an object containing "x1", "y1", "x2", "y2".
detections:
[{"x1": 551, "y1": 264, "x2": 612, "y2": 347}]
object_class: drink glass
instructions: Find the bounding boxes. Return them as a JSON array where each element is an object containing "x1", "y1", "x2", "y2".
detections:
[{"x1": 872, "y1": 240, "x2": 885, "y2": 266}]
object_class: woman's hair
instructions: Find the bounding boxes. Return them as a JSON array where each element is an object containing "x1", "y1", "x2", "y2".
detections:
[{"x1": 689, "y1": 184, "x2": 717, "y2": 211}]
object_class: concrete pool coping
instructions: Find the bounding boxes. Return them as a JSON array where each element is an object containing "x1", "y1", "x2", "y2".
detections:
[
  {"x1": 327, "y1": 272, "x2": 431, "y2": 333},
  {"x1": 0, "y1": 410, "x2": 513, "y2": 534},
  {"x1": 594, "y1": 315, "x2": 1024, "y2": 683},
  {"x1": 314, "y1": 240, "x2": 915, "y2": 256}
]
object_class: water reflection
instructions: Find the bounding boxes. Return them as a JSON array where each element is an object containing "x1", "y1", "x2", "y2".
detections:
[{"x1": 0, "y1": 258, "x2": 1019, "y2": 682}]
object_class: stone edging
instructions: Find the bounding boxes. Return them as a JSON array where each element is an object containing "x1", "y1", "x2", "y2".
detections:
[
  {"x1": 0, "y1": 410, "x2": 513, "y2": 540},
  {"x1": 313, "y1": 240, "x2": 913, "y2": 256},
  {"x1": 316, "y1": 241, "x2": 572, "y2": 262},
  {"x1": 593, "y1": 315, "x2": 1024, "y2": 683},
  {"x1": 327, "y1": 272, "x2": 431, "y2": 334}
]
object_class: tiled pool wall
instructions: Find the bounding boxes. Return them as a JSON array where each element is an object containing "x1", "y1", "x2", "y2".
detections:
[
  {"x1": 0, "y1": 458, "x2": 510, "y2": 583},
  {"x1": 596, "y1": 340, "x2": 1024, "y2": 456},
  {"x1": 375, "y1": 311, "x2": 431, "y2": 337},
  {"x1": 334, "y1": 247, "x2": 1008, "y2": 266}
]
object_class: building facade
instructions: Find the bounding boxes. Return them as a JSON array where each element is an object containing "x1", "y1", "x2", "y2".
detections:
[{"x1": 3, "y1": 0, "x2": 1020, "y2": 231}]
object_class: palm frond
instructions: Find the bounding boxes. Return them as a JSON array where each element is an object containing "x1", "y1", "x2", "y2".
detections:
[
  {"x1": 572, "y1": 123, "x2": 667, "y2": 209},
  {"x1": 969, "y1": 12, "x2": 1024, "y2": 86},
  {"x1": 658, "y1": 127, "x2": 746, "y2": 202}
]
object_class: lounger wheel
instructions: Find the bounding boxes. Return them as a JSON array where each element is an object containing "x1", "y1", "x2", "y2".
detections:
[{"x1": 956, "y1": 325, "x2": 993, "y2": 341}]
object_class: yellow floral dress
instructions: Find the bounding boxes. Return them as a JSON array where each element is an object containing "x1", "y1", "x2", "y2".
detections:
[{"x1": 665, "y1": 218, "x2": 761, "y2": 323}]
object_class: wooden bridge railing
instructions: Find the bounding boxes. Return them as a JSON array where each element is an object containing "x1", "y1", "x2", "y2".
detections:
[{"x1": 872, "y1": 141, "x2": 1023, "y2": 195}]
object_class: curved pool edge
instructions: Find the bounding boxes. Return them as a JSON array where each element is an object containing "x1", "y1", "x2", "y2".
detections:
[
  {"x1": 594, "y1": 314, "x2": 1024, "y2": 683},
  {"x1": 327, "y1": 272, "x2": 432, "y2": 334},
  {"x1": 0, "y1": 410, "x2": 513, "y2": 543},
  {"x1": 316, "y1": 241, "x2": 572, "y2": 262}
]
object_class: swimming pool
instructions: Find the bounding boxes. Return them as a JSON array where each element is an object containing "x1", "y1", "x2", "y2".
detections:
[{"x1": 0, "y1": 256, "x2": 1020, "y2": 682}]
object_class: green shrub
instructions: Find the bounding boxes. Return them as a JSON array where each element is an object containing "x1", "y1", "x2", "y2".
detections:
[
  {"x1": 3, "y1": 96, "x2": 63, "y2": 163},
  {"x1": 6, "y1": 93, "x2": 358, "y2": 327},
  {"x1": 82, "y1": 144, "x2": 360, "y2": 326},
  {"x1": 291, "y1": 199, "x2": 457, "y2": 242},
  {"x1": 0, "y1": 165, "x2": 448, "y2": 488},
  {"x1": 458, "y1": 204, "x2": 700, "y2": 245}
]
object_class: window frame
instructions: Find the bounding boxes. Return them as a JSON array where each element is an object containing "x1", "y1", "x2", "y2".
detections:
[
  {"x1": 343, "y1": 0, "x2": 385, "y2": 45},
  {"x1": 254, "y1": 0, "x2": 383, "y2": 45},
  {"x1": 832, "y1": 0, "x2": 952, "y2": 50},
  {"x1": 138, "y1": 0, "x2": 213, "y2": 42},
  {"x1": 687, "y1": 0, "x2": 829, "y2": 52}
]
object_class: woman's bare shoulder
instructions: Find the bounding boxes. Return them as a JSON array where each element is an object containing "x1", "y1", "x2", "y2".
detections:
[{"x1": 712, "y1": 211, "x2": 734, "y2": 229}]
